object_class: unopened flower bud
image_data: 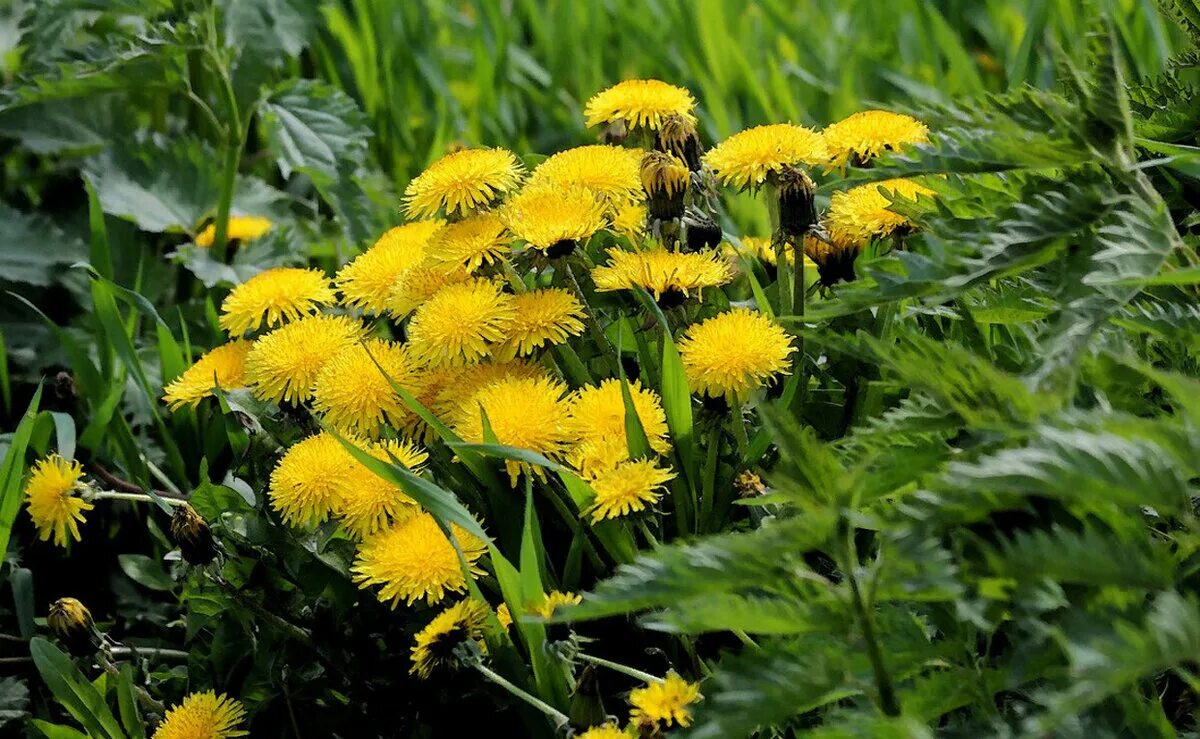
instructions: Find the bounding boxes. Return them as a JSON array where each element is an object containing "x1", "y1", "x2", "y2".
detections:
[
  {"x1": 776, "y1": 166, "x2": 818, "y2": 240},
  {"x1": 48, "y1": 597, "x2": 99, "y2": 656},
  {"x1": 170, "y1": 503, "x2": 218, "y2": 566},
  {"x1": 641, "y1": 151, "x2": 689, "y2": 222}
]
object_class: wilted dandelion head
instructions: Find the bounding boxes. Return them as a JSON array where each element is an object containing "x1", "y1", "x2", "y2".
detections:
[
  {"x1": 656, "y1": 114, "x2": 704, "y2": 170},
  {"x1": 492, "y1": 288, "x2": 586, "y2": 360},
  {"x1": 352, "y1": 513, "x2": 487, "y2": 607},
  {"x1": 566, "y1": 379, "x2": 670, "y2": 474},
  {"x1": 269, "y1": 433, "x2": 359, "y2": 527},
  {"x1": 337, "y1": 221, "x2": 442, "y2": 314},
  {"x1": 591, "y1": 248, "x2": 733, "y2": 306},
  {"x1": 163, "y1": 340, "x2": 251, "y2": 410},
  {"x1": 243, "y1": 315, "x2": 364, "y2": 404},
  {"x1": 403, "y1": 148, "x2": 524, "y2": 219},
  {"x1": 425, "y1": 214, "x2": 511, "y2": 273},
  {"x1": 431, "y1": 359, "x2": 550, "y2": 426},
  {"x1": 803, "y1": 232, "x2": 863, "y2": 287},
  {"x1": 195, "y1": 215, "x2": 272, "y2": 248},
  {"x1": 152, "y1": 691, "x2": 247, "y2": 739},
  {"x1": 338, "y1": 438, "x2": 427, "y2": 539},
  {"x1": 387, "y1": 263, "x2": 471, "y2": 319},
  {"x1": 822, "y1": 110, "x2": 929, "y2": 168},
  {"x1": 527, "y1": 145, "x2": 644, "y2": 205},
  {"x1": 704, "y1": 124, "x2": 827, "y2": 190},
  {"x1": 629, "y1": 673, "x2": 702, "y2": 730},
  {"x1": 25, "y1": 454, "x2": 91, "y2": 547},
  {"x1": 640, "y1": 151, "x2": 689, "y2": 221},
  {"x1": 47, "y1": 597, "x2": 93, "y2": 638},
  {"x1": 826, "y1": 178, "x2": 935, "y2": 246},
  {"x1": 218, "y1": 267, "x2": 336, "y2": 336},
  {"x1": 410, "y1": 598, "x2": 489, "y2": 679},
  {"x1": 406, "y1": 278, "x2": 517, "y2": 367},
  {"x1": 312, "y1": 339, "x2": 426, "y2": 437},
  {"x1": 678, "y1": 308, "x2": 794, "y2": 401},
  {"x1": 500, "y1": 184, "x2": 608, "y2": 255},
  {"x1": 584, "y1": 79, "x2": 697, "y2": 131},
  {"x1": 453, "y1": 375, "x2": 571, "y2": 485},
  {"x1": 586, "y1": 459, "x2": 675, "y2": 523},
  {"x1": 529, "y1": 590, "x2": 582, "y2": 619}
]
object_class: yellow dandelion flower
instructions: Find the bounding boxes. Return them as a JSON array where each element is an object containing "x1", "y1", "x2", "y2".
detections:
[
  {"x1": 426, "y1": 214, "x2": 511, "y2": 273},
  {"x1": 704, "y1": 123, "x2": 828, "y2": 190},
  {"x1": 826, "y1": 178, "x2": 936, "y2": 246},
  {"x1": 629, "y1": 673, "x2": 702, "y2": 729},
  {"x1": 586, "y1": 459, "x2": 675, "y2": 522},
  {"x1": 404, "y1": 148, "x2": 524, "y2": 219},
  {"x1": 387, "y1": 262, "x2": 471, "y2": 319},
  {"x1": 25, "y1": 455, "x2": 91, "y2": 547},
  {"x1": 311, "y1": 339, "x2": 427, "y2": 437},
  {"x1": 407, "y1": 278, "x2": 516, "y2": 367},
  {"x1": 410, "y1": 598, "x2": 490, "y2": 679},
  {"x1": 243, "y1": 315, "x2": 363, "y2": 404},
  {"x1": 338, "y1": 438, "x2": 428, "y2": 539},
  {"x1": 496, "y1": 603, "x2": 513, "y2": 630},
  {"x1": 195, "y1": 215, "x2": 272, "y2": 248},
  {"x1": 454, "y1": 376, "x2": 571, "y2": 485},
  {"x1": 492, "y1": 288, "x2": 586, "y2": 360},
  {"x1": 218, "y1": 267, "x2": 336, "y2": 337},
  {"x1": 584, "y1": 79, "x2": 697, "y2": 131},
  {"x1": 729, "y1": 236, "x2": 820, "y2": 274},
  {"x1": 500, "y1": 184, "x2": 608, "y2": 257},
  {"x1": 163, "y1": 340, "x2": 251, "y2": 410},
  {"x1": 431, "y1": 360, "x2": 550, "y2": 426},
  {"x1": 678, "y1": 308, "x2": 794, "y2": 401},
  {"x1": 578, "y1": 725, "x2": 630, "y2": 739},
  {"x1": 529, "y1": 590, "x2": 582, "y2": 619},
  {"x1": 269, "y1": 433, "x2": 358, "y2": 527},
  {"x1": 610, "y1": 200, "x2": 648, "y2": 240},
  {"x1": 566, "y1": 379, "x2": 670, "y2": 475},
  {"x1": 527, "y1": 145, "x2": 644, "y2": 205},
  {"x1": 822, "y1": 110, "x2": 929, "y2": 168},
  {"x1": 352, "y1": 512, "x2": 487, "y2": 607},
  {"x1": 591, "y1": 247, "x2": 733, "y2": 307},
  {"x1": 153, "y1": 691, "x2": 247, "y2": 739},
  {"x1": 337, "y1": 221, "x2": 442, "y2": 314}
]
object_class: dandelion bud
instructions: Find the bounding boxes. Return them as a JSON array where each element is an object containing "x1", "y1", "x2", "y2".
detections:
[
  {"x1": 48, "y1": 597, "x2": 99, "y2": 656},
  {"x1": 655, "y1": 114, "x2": 703, "y2": 171},
  {"x1": 776, "y1": 166, "x2": 818, "y2": 240},
  {"x1": 682, "y1": 207, "x2": 722, "y2": 252},
  {"x1": 641, "y1": 151, "x2": 689, "y2": 222},
  {"x1": 170, "y1": 503, "x2": 218, "y2": 566},
  {"x1": 804, "y1": 233, "x2": 860, "y2": 287}
]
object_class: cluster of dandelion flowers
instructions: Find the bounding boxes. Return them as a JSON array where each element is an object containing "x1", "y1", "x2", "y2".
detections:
[
  {"x1": 387, "y1": 263, "x2": 471, "y2": 318},
  {"x1": 526, "y1": 145, "x2": 644, "y2": 205},
  {"x1": 152, "y1": 691, "x2": 247, "y2": 739},
  {"x1": 430, "y1": 359, "x2": 550, "y2": 426},
  {"x1": 493, "y1": 288, "x2": 586, "y2": 360},
  {"x1": 426, "y1": 214, "x2": 511, "y2": 273},
  {"x1": 194, "y1": 215, "x2": 272, "y2": 249},
  {"x1": 704, "y1": 123, "x2": 828, "y2": 190},
  {"x1": 500, "y1": 185, "x2": 607, "y2": 258},
  {"x1": 823, "y1": 109, "x2": 929, "y2": 168},
  {"x1": 529, "y1": 590, "x2": 582, "y2": 619},
  {"x1": 565, "y1": 379, "x2": 670, "y2": 473},
  {"x1": 678, "y1": 308, "x2": 794, "y2": 402},
  {"x1": 584, "y1": 79, "x2": 697, "y2": 131},
  {"x1": 825, "y1": 178, "x2": 936, "y2": 246},
  {"x1": 218, "y1": 267, "x2": 336, "y2": 336},
  {"x1": 337, "y1": 439, "x2": 427, "y2": 538},
  {"x1": 163, "y1": 340, "x2": 251, "y2": 410},
  {"x1": 25, "y1": 455, "x2": 92, "y2": 547},
  {"x1": 592, "y1": 247, "x2": 733, "y2": 308},
  {"x1": 311, "y1": 339, "x2": 426, "y2": 436},
  {"x1": 337, "y1": 221, "x2": 443, "y2": 314},
  {"x1": 268, "y1": 433, "x2": 361, "y2": 527},
  {"x1": 243, "y1": 315, "x2": 363, "y2": 404},
  {"x1": 407, "y1": 278, "x2": 516, "y2": 366},
  {"x1": 410, "y1": 598, "x2": 489, "y2": 679},
  {"x1": 453, "y1": 375, "x2": 572, "y2": 484},
  {"x1": 629, "y1": 673, "x2": 702, "y2": 729},
  {"x1": 586, "y1": 459, "x2": 675, "y2": 523},
  {"x1": 404, "y1": 147, "x2": 524, "y2": 219},
  {"x1": 352, "y1": 512, "x2": 487, "y2": 607}
]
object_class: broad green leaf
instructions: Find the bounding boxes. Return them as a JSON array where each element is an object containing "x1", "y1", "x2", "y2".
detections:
[
  {"x1": 0, "y1": 203, "x2": 86, "y2": 286},
  {"x1": 0, "y1": 386, "x2": 42, "y2": 557},
  {"x1": 30, "y1": 637, "x2": 126, "y2": 739},
  {"x1": 117, "y1": 554, "x2": 173, "y2": 592},
  {"x1": 258, "y1": 79, "x2": 370, "y2": 183}
]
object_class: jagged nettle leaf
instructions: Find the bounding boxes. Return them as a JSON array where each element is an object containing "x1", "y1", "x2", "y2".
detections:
[
  {"x1": 1157, "y1": 0, "x2": 1200, "y2": 48},
  {"x1": 640, "y1": 592, "x2": 843, "y2": 635},
  {"x1": 982, "y1": 523, "x2": 1175, "y2": 590},
  {"x1": 1114, "y1": 300, "x2": 1200, "y2": 346},
  {"x1": 1130, "y1": 68, "x2": 1200, "y2": 141},
  {"x1": 224, "y1": 0, "x2": 319, "y2": 59},
  {"x1": 836, "y1": 395, "x2": 959, "y2": 461}
]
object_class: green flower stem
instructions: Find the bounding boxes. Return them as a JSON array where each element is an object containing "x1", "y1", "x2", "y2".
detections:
[
  {"x1": 576, "y1": 652, "x2": 660, "y2": 684},
  {"x1": 91, "y1": 491, "x2": 187, "y2": 507},
  {"x1": 474, "y1": 661, "x2": 570, "y2": 729},
  {"x1": 205, "y1": 45, "x2": 244, "y2": 262},
  {"x1": 563, "y1": 261, "x2": 619, "y2": 374},
  {"x1": 109, "y1": 646, "x2": 190, "y2": 660},
  {"x1": 729, "y1": 398, "x2": 750, "y2": 461},
  {"x1": 843, "y1": 524, "x2": 900, "y2": 717}
]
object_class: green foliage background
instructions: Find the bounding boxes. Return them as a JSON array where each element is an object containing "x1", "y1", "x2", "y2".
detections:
[{"x1": 2, "y1": 0, "x2": 1200, "y2": 737}]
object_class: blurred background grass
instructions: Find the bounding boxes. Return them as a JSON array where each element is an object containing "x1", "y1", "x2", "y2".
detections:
[{"x1": 312, "y1": 0, "x2": 1181, "y2": 189}]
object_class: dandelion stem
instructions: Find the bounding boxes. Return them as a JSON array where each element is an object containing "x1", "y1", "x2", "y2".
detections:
[
  {"x1": 563, "y1": 261, "x2": 619, "y2": 374},
  {"x1": 576, "y1": 652, "x2": 660, "y2": 684},
  {"x1": 729, "y1": 398, "x2": 750, "y2": 460},
  {"x1": 843, "y1": 523, "x2": 900, "y2": 716},
  {"x1": 474, "y1": 661, "x2": 570, "y2": 728},
  {"x1": 109, "y1": 646, "x2": 190, "y2": 660},
  {"x1": 92, "y1": 491, "x2": 187, "y2": 507}
]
